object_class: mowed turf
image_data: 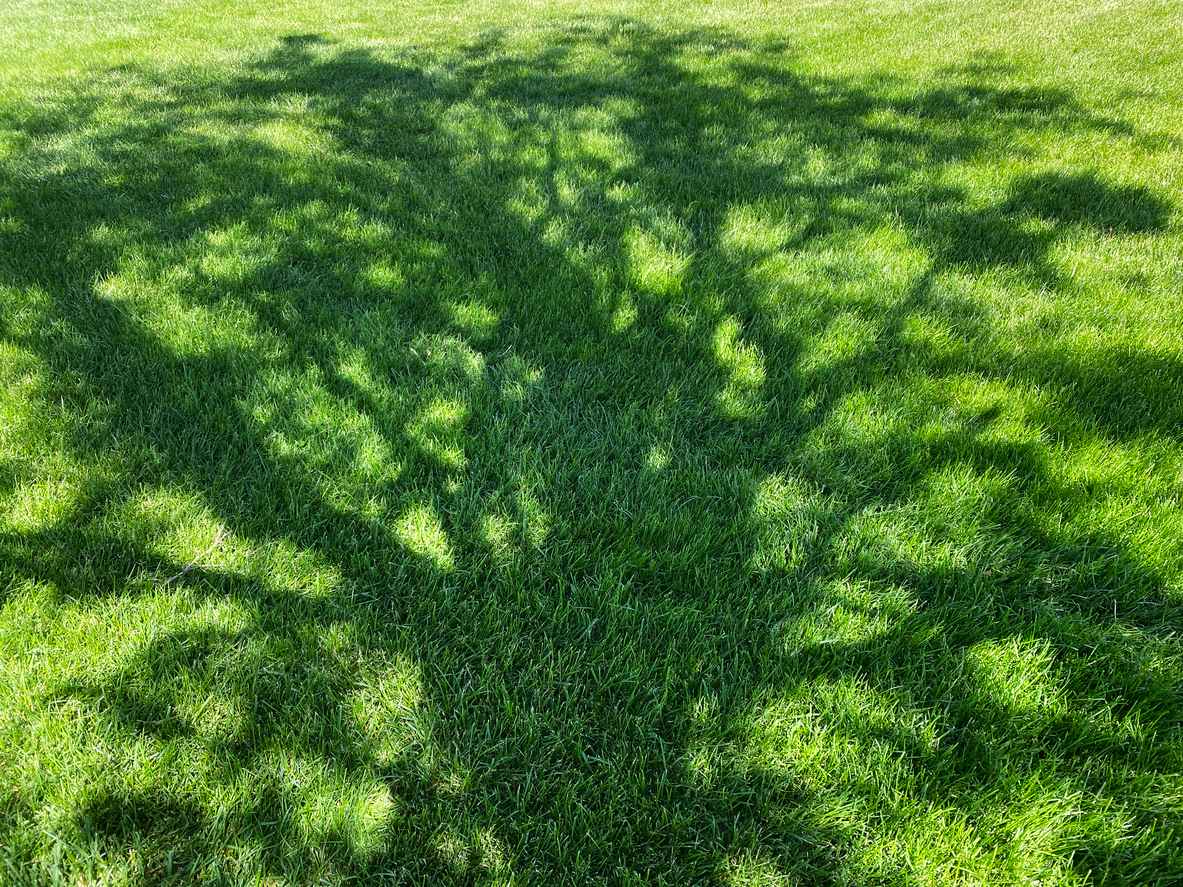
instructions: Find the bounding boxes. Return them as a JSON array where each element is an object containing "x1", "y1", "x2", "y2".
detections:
[{"x1": 0, "y1": 0, "x2": 1181, "y2": 883}]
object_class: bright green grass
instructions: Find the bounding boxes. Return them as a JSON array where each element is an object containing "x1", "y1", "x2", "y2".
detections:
[{"x1": 1, "y1": 0, "x2": 1181, "y2": 883}]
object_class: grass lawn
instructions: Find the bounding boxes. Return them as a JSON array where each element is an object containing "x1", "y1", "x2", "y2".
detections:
[{"x1": 1, "y1": 0, "x2": 1181, "y2": 882}]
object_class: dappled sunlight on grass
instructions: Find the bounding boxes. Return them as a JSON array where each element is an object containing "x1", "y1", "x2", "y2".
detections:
[{"x1": 0, "y1": 4, "x2": 1180, "y2": 883}]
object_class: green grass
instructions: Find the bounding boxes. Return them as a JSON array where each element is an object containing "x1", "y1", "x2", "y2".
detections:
[{"x1": 1, "y1": 0, "x2": 1181, "y2": 883}]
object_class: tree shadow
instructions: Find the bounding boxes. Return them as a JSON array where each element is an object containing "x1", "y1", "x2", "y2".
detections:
[{"x1": 0, "y1": 17, "x2": 1179, "y2": 885}]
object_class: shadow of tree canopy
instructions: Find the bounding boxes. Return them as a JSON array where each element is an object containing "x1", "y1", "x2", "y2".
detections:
[{"x1": 0, "y1": 17, "x2": 1180, "y2": 885}]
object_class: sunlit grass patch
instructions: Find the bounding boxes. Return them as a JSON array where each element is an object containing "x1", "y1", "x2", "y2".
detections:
[
  {"x1": 625, "y1": 225, "x2": 691, "y2": 297},
  {"x1": 712, "y1": 315, "x2": 766, "y2": 419},
  {"x1": 406, "y1": 396, "x2": 469, "y2": 469},
  {"x1": 394, "y1": 501, "x2": 455, "y2": 572}
]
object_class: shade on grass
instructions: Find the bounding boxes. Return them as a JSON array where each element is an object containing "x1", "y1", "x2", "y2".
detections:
[{"x1": 0, "y1": 1, "x2": 1181, "y2": 884}]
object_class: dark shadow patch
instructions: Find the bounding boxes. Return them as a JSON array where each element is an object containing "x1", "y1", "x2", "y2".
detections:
[{"x1": 1005, "y1": 170, "x2": 1172, "y2": 233}]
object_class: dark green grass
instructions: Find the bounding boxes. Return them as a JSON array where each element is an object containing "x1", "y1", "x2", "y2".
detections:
[{"x1": 1, "y1": 2, "x2": 1182, "y2": 884}]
